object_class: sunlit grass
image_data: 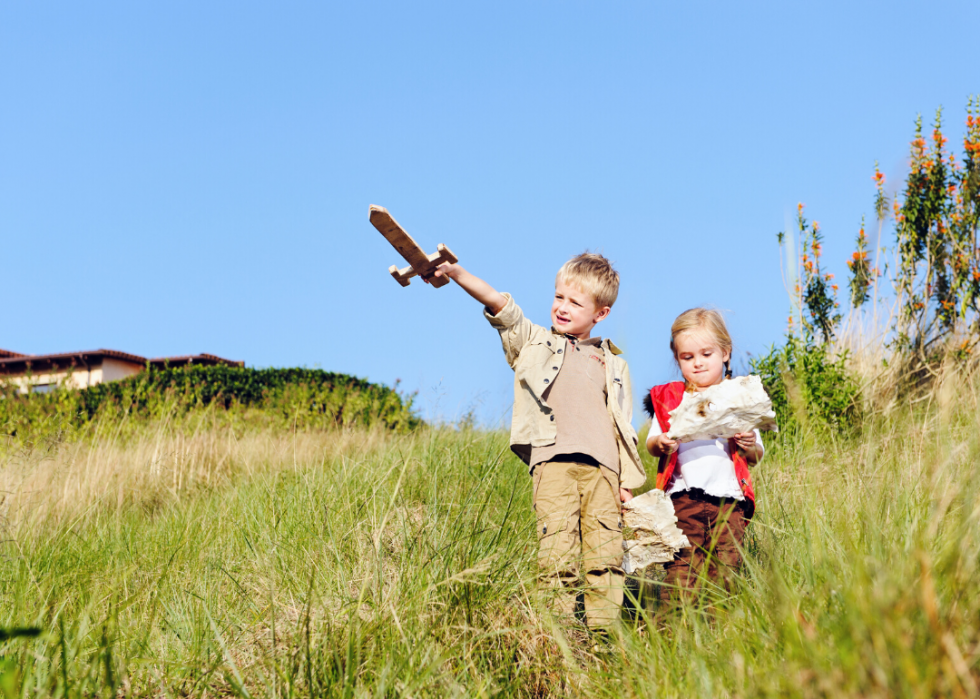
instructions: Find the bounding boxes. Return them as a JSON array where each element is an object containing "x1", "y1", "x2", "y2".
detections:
[{"x1": 1, "y1": 379, "x2": 979, "y2": 696}]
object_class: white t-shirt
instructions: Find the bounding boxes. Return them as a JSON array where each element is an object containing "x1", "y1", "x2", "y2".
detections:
[{"x1": 647, "y1": 412, "x2": 763, "y2": 500}]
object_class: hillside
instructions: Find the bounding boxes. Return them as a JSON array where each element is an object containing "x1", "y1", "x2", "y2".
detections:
[{"x1": 1, "y1": 369, "x2": 978, "y2": 696}]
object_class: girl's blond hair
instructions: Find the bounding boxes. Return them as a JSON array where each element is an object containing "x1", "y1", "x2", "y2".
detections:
[{"x1": 670, "y1": 307, "x2": 733, "y2": 378}]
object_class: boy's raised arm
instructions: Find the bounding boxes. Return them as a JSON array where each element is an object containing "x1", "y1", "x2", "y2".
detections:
[
  {"x1": 431, "y1": 263, "x2": 507, "y2": 316},
  {"x1": 432, "y1": 262, "x2": 536, "y2": 369}
]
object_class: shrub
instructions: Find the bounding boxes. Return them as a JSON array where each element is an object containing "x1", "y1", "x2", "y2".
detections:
[
  {"x1": 751, "y1": 336, "x2": 861, "y2": 435},
  {"x1": 0, "y1": 365, "x2": 419, "y2": 444}
]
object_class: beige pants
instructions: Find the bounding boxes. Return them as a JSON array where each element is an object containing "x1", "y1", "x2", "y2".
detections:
[{"x1": 532, "y1": 460, "x2": 624, "y2": 629}]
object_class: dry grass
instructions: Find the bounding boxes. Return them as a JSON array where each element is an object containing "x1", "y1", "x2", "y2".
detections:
[{"x1": 0, "y1": 415, "x2": 392, "y2": 529}]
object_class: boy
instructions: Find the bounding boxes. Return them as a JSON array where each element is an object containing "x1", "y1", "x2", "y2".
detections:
[{"x1": 431, "y1": 253, "x2": 646, "y2": 629}]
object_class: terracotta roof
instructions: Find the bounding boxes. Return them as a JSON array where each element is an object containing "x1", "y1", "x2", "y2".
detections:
[
  {"x1": 0, "y1": 350, "x2": 243, "y2": 375},
  {"x1": 0, "y1": 349, "x2": 27, "y2": 359},
  {"x1": 148, "y1": 354, "x2": 244, "y2": 368}
]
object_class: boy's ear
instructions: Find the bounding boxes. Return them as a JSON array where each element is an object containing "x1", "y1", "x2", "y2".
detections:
[{"x1": 593, "y1": 306, "x2": 612, "y2": 323}]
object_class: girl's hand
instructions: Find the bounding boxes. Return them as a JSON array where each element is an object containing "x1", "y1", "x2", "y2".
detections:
[
  {"x1": 649, "y1": 433, "x2": 679, "y2": 456},
  {"x1": 733, "y1": 431, "x2": 763, "y2": 464}
]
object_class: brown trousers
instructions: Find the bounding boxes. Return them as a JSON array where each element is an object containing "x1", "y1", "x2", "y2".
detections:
[
  {"x1": 664, "y1": 489, "x2": 748, "y2": 598},
  {"x1": 532, "y1": 460, "x2": 623, "y2": 628}
]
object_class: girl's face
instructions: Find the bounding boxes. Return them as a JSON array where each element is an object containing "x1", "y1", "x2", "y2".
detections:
[{"x1": 673, "y1": 330, "x2": 730, "y2": 391}]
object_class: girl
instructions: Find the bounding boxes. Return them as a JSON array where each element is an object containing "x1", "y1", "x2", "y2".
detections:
[{"x1": 644, "y1": 308, "x2": 763, "y2": 598}]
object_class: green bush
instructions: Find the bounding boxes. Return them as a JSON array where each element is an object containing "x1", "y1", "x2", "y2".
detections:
[
  {"x1": 0, "y1": 365, "x2": 419, "y2": 443},
  {"x1": 751, "y1": 336, "x2": 861, "y2": 435}
]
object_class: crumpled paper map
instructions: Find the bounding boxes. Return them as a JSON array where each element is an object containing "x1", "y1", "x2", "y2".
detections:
[
  {"x1": 621, "y1": 489, "x2": 690, "y2": 574},
  {"x1": 666, "y1": 375, "x2": 778, "y2": 443}
]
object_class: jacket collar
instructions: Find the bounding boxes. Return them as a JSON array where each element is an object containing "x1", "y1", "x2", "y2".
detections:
[
  {"x1": 604, "y1": 339, "x2": 623, "y2": 356},
  {"x1": 549, "y1": 328, "x2": 622, "y2": 355}
]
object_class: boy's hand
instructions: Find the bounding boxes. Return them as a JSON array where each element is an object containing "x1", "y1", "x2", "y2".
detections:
[
  {"x1": 619, "y1": 487, "x2": 633, "y2": 504},
  {"x1": 427, "y1": 262, "x2": 460, "y2": 283}
]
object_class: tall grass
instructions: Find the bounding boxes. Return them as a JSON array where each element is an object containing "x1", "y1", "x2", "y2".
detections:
[{"x1": 2, "y1": 377, "x2": 980, "y2": 696}]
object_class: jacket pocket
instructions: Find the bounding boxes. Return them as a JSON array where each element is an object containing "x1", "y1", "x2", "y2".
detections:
[
  {"x1": 516, "y1": 341, "x2": 560, "y2": 401},
  {"x1": 611, "y1": 375, "x2": 627, "y2": 412}
]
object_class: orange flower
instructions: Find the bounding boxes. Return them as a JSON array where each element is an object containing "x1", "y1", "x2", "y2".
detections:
[{"x1": 831, "y1": 284, "x2": 839, "y2": 292}]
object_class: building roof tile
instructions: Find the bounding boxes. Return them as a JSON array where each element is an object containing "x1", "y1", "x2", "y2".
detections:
[{"x1": 0, "y1": 350, "x2": 243, "y2": 375}]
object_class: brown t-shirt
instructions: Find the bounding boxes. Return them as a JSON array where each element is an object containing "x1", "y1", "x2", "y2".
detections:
[{"x1": 530, "y1": 335, "x2": 620, "y2": 474}]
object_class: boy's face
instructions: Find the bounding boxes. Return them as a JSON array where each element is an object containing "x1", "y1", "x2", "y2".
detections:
[
  {"x1": 551, "y1": 280, "x2": 610, "y2": 339},
  {"x1": 674, "y1": 330, "x2": 730, "y2": 391}
]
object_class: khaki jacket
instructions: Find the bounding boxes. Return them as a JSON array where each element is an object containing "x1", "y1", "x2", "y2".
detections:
[{"x1": 484, "y1": 293, "x2": 647, "y2": 490}]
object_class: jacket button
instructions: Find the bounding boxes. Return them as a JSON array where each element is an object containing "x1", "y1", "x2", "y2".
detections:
[
  {"x1": 546, "y1": 341, "x2": 551, "y2": 346},
  {"x1": 552, "y1": 366, "x2": 558, "y2": 371},
  {"x1": 550, "y1": 415, "x2": 555, "y2": 421},
  {"x1": 543, "y1": 378, "x2": 549, "y2": 384},
  {"x1": 557, "y1": 349, "x2": 562, "y2": 353}
]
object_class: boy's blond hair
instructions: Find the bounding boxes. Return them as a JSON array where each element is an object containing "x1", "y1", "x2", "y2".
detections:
[
  {"x1": 556, "y1": 252, "x2": 619, "y2": 309},
  {"x1": 670, "y1": 308, "x2": 732, "y2": 357}
]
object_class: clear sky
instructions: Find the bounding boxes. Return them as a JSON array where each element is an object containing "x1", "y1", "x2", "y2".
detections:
[{"x1": 2, "y1": 2, "x2": 978, "y2": 427}]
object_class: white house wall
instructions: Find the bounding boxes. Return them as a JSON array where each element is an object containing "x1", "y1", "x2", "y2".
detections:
[
  {"x1": 7, "y1": 357, "x2": 141, "y2": 393},
  {"x1": 101, "y1": 357, "x2": 143, "y2": 383},
  {"x1": 9, "y1": 365, "x2": 100, "y2": 393}
]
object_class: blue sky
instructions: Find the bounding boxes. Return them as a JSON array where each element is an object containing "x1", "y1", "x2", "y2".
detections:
[{"x1": 2, "y1": 2, "x2": 978, "y2": 427}]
